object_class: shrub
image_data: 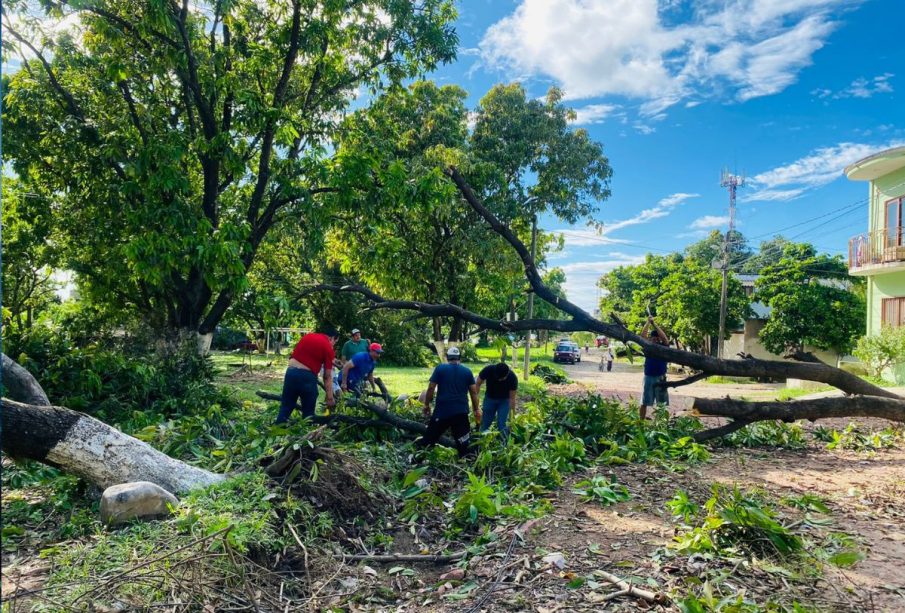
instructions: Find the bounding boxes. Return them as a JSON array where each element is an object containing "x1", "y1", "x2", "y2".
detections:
[
  {"x1": 572, "y1": 476, "x2": 630, "y2": 505},
  {"x1": 12, "y1": 329, "x2": 225, "y2": 421},
  {"x1": 853, "y1": 326, "x2": 905, "y2": 379},
  {"x1": 530, "y1": 363, "x2": 569, "y2": 384}
]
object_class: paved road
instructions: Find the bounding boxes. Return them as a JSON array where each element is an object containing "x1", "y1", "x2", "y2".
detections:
[{"x1": 556, "y1": 347, "x2": 784, "y2": 411}]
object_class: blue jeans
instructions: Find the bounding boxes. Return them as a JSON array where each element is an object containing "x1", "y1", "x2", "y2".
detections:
[
  {"x1": 277, "y1": 367, "x2": 319, "y2": 423},
  {"x1": 480, "y1": 397, "x2": 510, "y2": 440}
]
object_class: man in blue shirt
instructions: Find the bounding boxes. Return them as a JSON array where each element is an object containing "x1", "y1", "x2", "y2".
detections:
[
  {"x1": 416, "y1": 346, "x2": 481, "y2": 457},
  {"x1": 340, "y1": 343, "x2": 384, "y2": 396},
  {"x1": 640, "y1": 316, "x2": 670, "y2": 420}
]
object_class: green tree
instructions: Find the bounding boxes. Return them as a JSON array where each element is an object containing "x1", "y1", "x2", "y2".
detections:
[
  {"x1": 1, "y1": 180, "x2": 60, "y2": 332},
  {"x1": 737, "y1": 236, "x2": 793, "y2": 274},
  {"x1": 853, "y1": 327, "x2": 905, "y2": 380},
  {"x1": 597, "y1": 253, "x2": 683, "y2": 331},
  {"x1": 754, "y1": 243, "x2": 865, "y2": 355},
  {"x1": 2, "y1": 0, "x2": 457, "y2": 345},
  {"x1": 327, "y1": 81, "x2": 611, "y2": 341},
  {"x1": 658, "y1": 260, "x2": 749, "y2": 352},
  {"x1": 598, "y1": 254, "x2": 748, "y2": 352},
  {"x1": 684, "y1": 230, "x2": 751, "y2": 269}
]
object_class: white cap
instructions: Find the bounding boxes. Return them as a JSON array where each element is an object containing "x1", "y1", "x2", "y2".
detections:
[
  {"x1": 351, "y1": 329, "x2": 360, "y2": 335},
  {"x1": 447, "y1": 346, "x2": 461, "y2": 359}
]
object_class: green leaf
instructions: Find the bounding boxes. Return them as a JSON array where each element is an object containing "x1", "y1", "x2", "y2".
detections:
[{"x1": 829, "y1": 551, "x2": 864, "y2": 567}]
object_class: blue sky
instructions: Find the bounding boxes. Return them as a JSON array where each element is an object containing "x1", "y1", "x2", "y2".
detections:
[{"x1": 430, "y1": 0, "x2": 905, "y2": 312}]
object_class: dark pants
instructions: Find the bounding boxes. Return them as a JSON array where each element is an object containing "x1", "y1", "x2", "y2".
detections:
[
  {"x1": 277, "y1": 367, "x2": 318, "y2": 423},
  {"x1": 415, "y1": 413, "x2": 473, "y2": 457},
  {"x1": 607, "y1": 361, "x2": 613, "y2": 372}
]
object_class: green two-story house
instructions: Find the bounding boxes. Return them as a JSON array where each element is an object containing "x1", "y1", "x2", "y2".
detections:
[{"x1": 846, "y1": 146, "x2": 905, "y2": 379}]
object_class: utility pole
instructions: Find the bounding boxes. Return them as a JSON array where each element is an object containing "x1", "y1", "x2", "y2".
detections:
[
  {"x1": 717, "y1": 170, "x2": 745, "y2": 359},
  {"x1": 523, "y1": 214, "x2": 538, "y2": 380}
]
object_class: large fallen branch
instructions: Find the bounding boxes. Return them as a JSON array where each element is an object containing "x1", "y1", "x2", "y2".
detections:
[
  {"x1": 2, "y1": 398, "x2": 225, "y2": 493},
  {"x1": 693, "y1": 395, "x2": 905, "y2": 425}
]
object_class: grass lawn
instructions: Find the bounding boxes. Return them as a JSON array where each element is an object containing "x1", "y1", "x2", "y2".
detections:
[{"x1": 211, "y1": 344, "x2": 564, "y2": 403}]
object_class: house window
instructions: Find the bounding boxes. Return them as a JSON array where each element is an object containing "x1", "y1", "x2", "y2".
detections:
[
  {"x1": 885, "y1": 196, "x2": 905, "y2": 247},
  {"x1": 881, "y1": 297, "x2": 905, "y2": 328}
]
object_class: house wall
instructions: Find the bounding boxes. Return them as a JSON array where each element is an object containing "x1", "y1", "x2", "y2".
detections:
[
  {"x1": 725, "y1": 319, "x2": 839, "y2": 367},
  {"x1": 866, "y1": 273, "x2": 905, "y2": 335},
  {"x1": 868, "y1": 165, "x2": 905, "y2": 234}
]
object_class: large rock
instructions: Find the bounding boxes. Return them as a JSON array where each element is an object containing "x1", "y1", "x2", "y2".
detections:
[{"x1": 100, "y1": 481, "x2": 179, "y2": 525}]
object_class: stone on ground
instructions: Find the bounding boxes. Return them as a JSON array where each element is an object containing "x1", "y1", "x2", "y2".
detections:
[{"x1": 100, "y1": 481, "x2": 179, "y2": 525}]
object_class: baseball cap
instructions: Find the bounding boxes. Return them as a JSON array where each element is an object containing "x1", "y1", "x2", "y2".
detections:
[
  {"x1": 447, "y1": 346, "x2": 461, "y2": 359},
  {"x1": 369, "y1": 342, "x2": 384, "y2": 353},
  {"x1": 351, "y1": 328, "x2": 361, "y2": 335}
]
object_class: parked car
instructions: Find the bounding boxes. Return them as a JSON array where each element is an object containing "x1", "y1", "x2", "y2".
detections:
[
  {"x1": 595, "y1": 335, "x2": 609, "y2": 348},
  {"x1": 232, "y1": 339, "x2": 259, "y2": 352},
  {"x1": 553, "y1": 341, "x2": 581, "y2": 364}
]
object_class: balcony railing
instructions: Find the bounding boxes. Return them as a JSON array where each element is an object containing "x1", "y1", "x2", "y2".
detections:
[{"x1": 849, "y1": 227, "x2": 905, "y2": 270}]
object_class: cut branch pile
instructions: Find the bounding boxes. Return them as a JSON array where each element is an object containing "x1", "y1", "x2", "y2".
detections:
[{"x1": 261, "y1": 427, "x2": 388, "y2": 520}]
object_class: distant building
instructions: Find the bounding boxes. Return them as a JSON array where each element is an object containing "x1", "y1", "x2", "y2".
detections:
[{"x1": 846, "y1": 146, "x2": 905, "y2": 381}]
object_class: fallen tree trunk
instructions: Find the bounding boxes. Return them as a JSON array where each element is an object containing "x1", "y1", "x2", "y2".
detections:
[
  {"x1": 691, "y1": 395, "x2": 905, "y2": 441},
  {"x1": 2, "y1": 398, "x2": 225, "y2": 493}
]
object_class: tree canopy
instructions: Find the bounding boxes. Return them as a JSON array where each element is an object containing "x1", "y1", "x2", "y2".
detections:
[
  {"x1": 754, "y1": 243, "x2": 865, "y2": 356},
  {"x1": 2, "y1": 0, "x2": 457, "y2": 341}
]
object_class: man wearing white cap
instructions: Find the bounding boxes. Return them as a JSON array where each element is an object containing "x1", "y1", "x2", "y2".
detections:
[
  {"x1": 415, "y1": 346, "x2": 481, "y2": 457},
  {"x1": 340, "y1": 328, "x2": 370, "y2": 364}
]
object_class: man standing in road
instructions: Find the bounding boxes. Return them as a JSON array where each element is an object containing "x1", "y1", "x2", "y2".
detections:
[
  {"x1": 341, "y1": 328, "x2": 370, "y2": 364},
  {"x1": 639, "y1": 317, "x2": 670, "y2": 420},
  {"x1": 341, "y1": 343, "x2": 384, "y2": 396},
  {"x1": 415, "y1": 347, "x2": 481, "y2": 457},
  {"x1": 277, "y1": 328, "x2": 339, "y2": 424},
  {"x1": 475, "y1": 362, "x2": 518, "y2": 442}
]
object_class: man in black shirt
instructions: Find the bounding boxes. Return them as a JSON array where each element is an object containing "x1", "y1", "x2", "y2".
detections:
[{"x1": 475, "y1": 362, "x2": 518, "y2": 442}]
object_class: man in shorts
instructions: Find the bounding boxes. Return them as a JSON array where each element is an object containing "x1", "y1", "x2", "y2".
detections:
[{"x1": 639, "y1": 317, "x2": 670, "y2": 420}]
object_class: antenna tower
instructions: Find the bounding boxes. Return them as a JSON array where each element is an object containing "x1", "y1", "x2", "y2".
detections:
[{"x1": 717, "y1": 169, "x2": 746, "y2": 359}]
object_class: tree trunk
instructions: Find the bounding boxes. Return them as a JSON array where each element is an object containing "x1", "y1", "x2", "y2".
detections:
[
  {"x1": 2, "y1": 398, "x2": 225, "y2": 493},
  {"x1": 2, "y1": 353, "x2": 223, "y2": 493},
  {"x1": 2, "y1": 353, "x2": 50, "y2": 406}
]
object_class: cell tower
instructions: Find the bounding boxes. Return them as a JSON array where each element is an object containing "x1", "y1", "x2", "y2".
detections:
[{"x1": 716, "y1": 169, "x2": 746, "y2": 359}]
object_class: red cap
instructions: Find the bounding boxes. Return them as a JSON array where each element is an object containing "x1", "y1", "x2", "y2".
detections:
[{"x1": 369, "y1": 343, "x2": 384, "y2": 353}]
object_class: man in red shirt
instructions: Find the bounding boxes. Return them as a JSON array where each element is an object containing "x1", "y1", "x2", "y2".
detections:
[{"x1": 276, "y1": 327, "x2": 339, "y2": 424}]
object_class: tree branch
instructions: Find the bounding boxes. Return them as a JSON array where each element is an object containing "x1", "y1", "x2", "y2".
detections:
[
  {"x1": 444, "y1": 166, "x2": 899, "y2": 400},
  {"x1": 692, "y1": 395, "x2": 905, "y2": 425}
]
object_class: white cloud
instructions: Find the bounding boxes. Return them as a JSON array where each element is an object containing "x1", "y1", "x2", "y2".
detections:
[
  {"x1": 600, "y1": 192, "x2": 699, "y2": 236},
  {"x1": 812, "y1": 73, "x2": 895, "y2": 99},
  {"x1": 690, "y1": 215, "x2": 730, "y2": 229},
  {"x1": 558, "y1": 254, "x2": 646, "y2": 312},
  {"x1": 744, "y1": 140, "x2": 905, "y2": 201},
  {"x1": 658, "y1": 192, "x2": 700, "y2": 207},
  {"x1": 741, "y1": 188, "x2": 806, "y2": 202},
  {"x1": 554, "y1": 229, "x2": 631, "y2": 247},
  {"x1": 571, "y1": 103, "x2": 621, "y2": 125},
  {"x1": 478, "y1": 0, "x2": 853, "y2": 112}
]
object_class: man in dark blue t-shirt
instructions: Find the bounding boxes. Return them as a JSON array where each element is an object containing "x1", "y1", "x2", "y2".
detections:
[
  {"x1": 640, "y1": 316, "x2": 670, "y2": 420},
  {"x1": 416, "y1": 346, "x2": 480, "y2": 457}
]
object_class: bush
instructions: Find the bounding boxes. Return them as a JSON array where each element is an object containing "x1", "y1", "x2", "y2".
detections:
[
  {"x1": 530, "y1": 363, "x2": 569, "y2": 384},
  {"x1": 853, "y1": 326, "x2": 905, "y2": 379},
  {"x1": 12, "y1": 329, "x2": 225, "y2": 421}
]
